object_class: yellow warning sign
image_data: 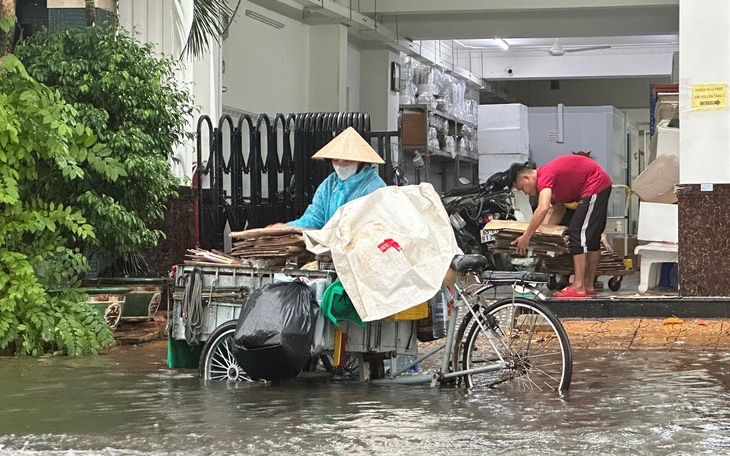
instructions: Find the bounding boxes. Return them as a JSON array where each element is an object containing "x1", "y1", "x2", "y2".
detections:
[{"x1": 692, "y1": 83, "x2": 728, "y2": 111}]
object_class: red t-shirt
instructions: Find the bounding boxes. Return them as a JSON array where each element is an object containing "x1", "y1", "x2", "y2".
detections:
[{"x1": 537, "y1": 155, "x2": 612, "y2": 204}]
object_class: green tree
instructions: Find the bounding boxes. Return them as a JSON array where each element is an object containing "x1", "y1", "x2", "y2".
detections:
[
  {"x1": 0, "y1": 55, "x2": 120, "y2": 355},
  {"x1": 0, "y1": 0, "x2": 15, "y2": 60},
  {"x1": 16, "y1": 26, "x2": 196, "y2": 273}
]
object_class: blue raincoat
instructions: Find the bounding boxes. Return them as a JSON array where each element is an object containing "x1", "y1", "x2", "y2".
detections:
[{"x1": 288, "y1": 166, "x2": 386, "y2": 229}]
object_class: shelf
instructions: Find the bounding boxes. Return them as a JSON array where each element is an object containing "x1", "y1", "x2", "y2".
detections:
[
  {"x1": 403, "y1": 146, "x2": 478, "y2": 164},
  {"x1": 400, "y1": 104, "x2": 477, "y2": 129}
]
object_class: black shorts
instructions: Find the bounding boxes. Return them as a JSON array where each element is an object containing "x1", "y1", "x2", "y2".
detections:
[{"x1": 567, "y1": 186, "x2": 611, "y2": 255}]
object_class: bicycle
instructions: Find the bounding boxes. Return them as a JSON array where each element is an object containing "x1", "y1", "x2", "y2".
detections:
[
  {"x1": 371, "y1": 254, "x2": 572, "y2": 391},
  {"x1": 198, "y1": 254, "x2": 572, "y2": 392}
]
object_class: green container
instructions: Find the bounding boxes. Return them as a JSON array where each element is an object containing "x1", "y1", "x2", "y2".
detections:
[
  {"x1": 84, "y1": 286, "x2": 131, "y2": 328},
  {"x1": 92, "y1": 277, "x2": 170, "y2": 318},
  {"x1": 167, "y1": 337, "x2": 203, "y2": 369}
]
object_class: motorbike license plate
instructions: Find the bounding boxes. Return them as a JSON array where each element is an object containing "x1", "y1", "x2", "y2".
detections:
[{"x1": 480, "y1": 229, "x2": 497, "y2": 244}]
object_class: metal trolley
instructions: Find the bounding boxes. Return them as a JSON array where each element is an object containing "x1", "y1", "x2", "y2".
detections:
[
  {"x1": 170, "y1": 264, "x2": 419, "y2": 381},
  {"x1": 170, "y1": 257, "x2": 573, "y2": 393}
]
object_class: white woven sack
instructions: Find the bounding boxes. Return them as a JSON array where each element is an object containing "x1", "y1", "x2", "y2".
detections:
[{"x1": 303, "y1": 183, "x2": 461, "y2": 322}]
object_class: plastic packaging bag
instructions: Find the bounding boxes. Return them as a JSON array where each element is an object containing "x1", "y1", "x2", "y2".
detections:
[{"x1": 232, "y1": 280, "x2": 319, "y2": 380}]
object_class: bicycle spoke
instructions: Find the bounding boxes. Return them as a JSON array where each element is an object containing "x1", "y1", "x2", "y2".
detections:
[{"x1": 463, "y1": 297, "x2": 572, "y2": 392}]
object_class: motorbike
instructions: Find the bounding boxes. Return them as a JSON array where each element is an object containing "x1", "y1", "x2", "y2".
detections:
[{"x1": 441, "y1": 171, "x2": 517, "y2": 270}]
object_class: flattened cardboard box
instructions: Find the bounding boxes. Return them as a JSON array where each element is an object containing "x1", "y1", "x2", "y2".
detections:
[{"x1": 632, "y1": 154, "x2": 679, "y2": 204}]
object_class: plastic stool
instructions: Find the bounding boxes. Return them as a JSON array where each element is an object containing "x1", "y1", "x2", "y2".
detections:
[{"x1": 634, "y1": 242, "x2": 679, "y2": 294}]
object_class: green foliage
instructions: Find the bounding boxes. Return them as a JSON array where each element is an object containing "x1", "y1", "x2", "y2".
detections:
[
  {"x1": 0, "y1": 55, "x2": 115, "y2": 355},
  {"x1": 15, "y1": 26, "x2": 195, "y2": 267},
  {"x1": 0, "y1": 15, "x2": 16, "y2": 34}
]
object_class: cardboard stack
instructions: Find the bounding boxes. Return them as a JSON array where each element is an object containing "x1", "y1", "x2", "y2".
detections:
[
  {"x1": 483, "y1": 220, "x2": 570, "y2": 256},
  {"x1": 185, "y1": 248, "x2": 247, "y2": 266},
  {"x1": 484, "y1": 220, "x2": 629, "y2": 276},
  {"x1": 229, "y1": 226, "x2": 314, "y2": 268},
  {"x1": 542, "y1": 250, "x2": 628, "y2": 275}
]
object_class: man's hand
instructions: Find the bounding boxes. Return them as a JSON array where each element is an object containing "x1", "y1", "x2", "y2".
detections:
[
  {"x1": 266, "y1": 222, "x2": 289, "y2": 229},
  {"x1": 511, "y1": 233, "x2": 531, "y2": 255}
]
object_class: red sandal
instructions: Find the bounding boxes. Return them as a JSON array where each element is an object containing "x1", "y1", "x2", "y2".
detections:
[{"x1": 552, "y1": 286, "x2": 588, "y2": 299}]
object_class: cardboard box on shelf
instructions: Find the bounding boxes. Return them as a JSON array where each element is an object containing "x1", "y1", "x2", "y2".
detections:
[
  {"x1": 632, "y1": 154, "x2": 679, "y2": 204},
  {"x1": 637, "y1": 202, "x2": 678, "y2": 244},
  {"x1": 402, "y1": 111, "x2": 427, "y2": 147}
]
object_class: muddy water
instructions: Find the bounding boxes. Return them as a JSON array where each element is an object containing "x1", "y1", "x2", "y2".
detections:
[{"x1": 1, "y1": 342, "x2": 730, "y2": 455}]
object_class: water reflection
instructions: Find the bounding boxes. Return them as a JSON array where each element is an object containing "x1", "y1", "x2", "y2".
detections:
[{"x1": 1, "y1": 344, "x2": 730, "y2": 455}]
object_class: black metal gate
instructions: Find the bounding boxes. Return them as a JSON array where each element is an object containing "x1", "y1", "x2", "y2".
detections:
[{"x1": 195, "y1": 112, "x2": 398, "y2": 250}]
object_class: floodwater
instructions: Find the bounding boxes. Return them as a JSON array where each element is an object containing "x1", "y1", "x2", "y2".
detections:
[{"x1": 2, "y1": 342, "x2": 730, "y2": 455}]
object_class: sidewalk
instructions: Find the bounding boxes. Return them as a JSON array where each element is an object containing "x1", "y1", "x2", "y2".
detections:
[
  {"x1": 545, "y1": 273, "x2": 730, "y2": 319},
  {"x1": 563, "y1": 318, "x2": 730, "y2": 352}
]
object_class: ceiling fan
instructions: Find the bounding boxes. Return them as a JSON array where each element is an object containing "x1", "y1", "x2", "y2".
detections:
[{"x1": 549, "y1": 38, "x2": 611, "y2": 56}]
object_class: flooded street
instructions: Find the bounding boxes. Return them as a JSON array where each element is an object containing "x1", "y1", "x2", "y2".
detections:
[{"x1": 2, "y1": 342, "x2": 730, "y2": 455}]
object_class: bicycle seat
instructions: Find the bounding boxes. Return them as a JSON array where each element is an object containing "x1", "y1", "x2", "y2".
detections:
[
  {"x1": 479, "y1": 270, "x2": 549, "y2": 285},
  {"x1": 450, "y1": 254, "x2": 488, "y2": 272}
]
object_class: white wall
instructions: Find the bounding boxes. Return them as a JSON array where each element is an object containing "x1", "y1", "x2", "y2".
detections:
[
  {"x1": 679, "y1": 0, "x2": 730, "y2": 183},
  {"x1": 118, "y1": 0, "x2": 204, "y2": 181},
  {"x1": 359, "y1": 49, "x2": 400, "y2": 131},
  {"x1": 347, "y1": 44, "x2": 361, "y2": 112},
  {"x1": 308, "y1": 25, "x2": 348, "y2": 112},
  {"x1": 222, "y1": 2, "x2": 310, "y2": 115}
]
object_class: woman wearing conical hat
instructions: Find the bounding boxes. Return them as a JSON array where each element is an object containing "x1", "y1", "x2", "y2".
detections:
[{"x1": 272, "y1": 127, "x2": 386, "y2": 230}]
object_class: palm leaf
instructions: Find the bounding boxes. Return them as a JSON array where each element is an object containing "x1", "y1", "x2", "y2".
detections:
[{"x1": 181, "y1": 0, "x2": 239, "y2": 59}]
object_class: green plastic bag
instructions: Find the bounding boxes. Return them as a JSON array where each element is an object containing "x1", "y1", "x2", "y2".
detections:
[{"x1": 321, "y1": 279, "x2": 366, "y2": 327}]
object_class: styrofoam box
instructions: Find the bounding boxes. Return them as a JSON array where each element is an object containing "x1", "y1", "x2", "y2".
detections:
[
  {"x1": 479, "y1": 153, "x2": 529, "y2": 183},
  {"x1": 656, "y1": 126, "x2": 679, "y2": 158},
  {"x1": 478, "y1": 103, "x2": 528, "y2": 130},
  {"x1": 637, "y1": 201, "x2": 678, "y2": 243},
  {"x1": 477, "y1": 128, "x2": 529, "y2": 156}
]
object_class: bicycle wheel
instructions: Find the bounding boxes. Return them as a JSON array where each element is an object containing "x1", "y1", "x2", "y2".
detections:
[
  {"x1": 199, "y1": 321, "x2": 252, "y2": 382},
  {"x1": 463, "y1": 297, "x2": 572, "y2": 391}
]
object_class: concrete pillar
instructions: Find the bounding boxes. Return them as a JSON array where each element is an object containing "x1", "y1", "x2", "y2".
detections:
[
  {"x1": 676, "y1": 0, "x2": 730, "y2": 296},
  {"x1": 359, "y1": 49, "x2": 400, "y2": 132},
  {"x1": 308, "y1": 24, "x2": 348, "y2": 112},
  {"x1": 679, "y1": 0, "x2": 730, "y2": 183}
]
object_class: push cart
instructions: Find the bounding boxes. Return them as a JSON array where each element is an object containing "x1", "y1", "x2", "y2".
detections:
[{"x1": 169, "y1": 256, "x2": 573, "y2": 392}]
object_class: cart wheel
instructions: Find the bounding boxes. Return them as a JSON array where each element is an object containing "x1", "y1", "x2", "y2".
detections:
[
  {"x1": 104, "y1": 303, "x2": 122, "y2": 328},
  {"x1": 199, "y1": 321, "x2": 252, "y2": 382},
  {"x1": 547, "y1": 274, "x2": 558, "y2": 290},
  {"x1": 556, "y1": 275, "x2": 570, "y2": 290},
  {"x1": 608, "y1": 276, "x2": 623, "y2": 292},
  {"x1": 363, "y1": 353, "x2": 385, "y2": 380}
]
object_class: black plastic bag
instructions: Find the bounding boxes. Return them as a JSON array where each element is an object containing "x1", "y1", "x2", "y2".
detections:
[{"x1": 232, "y1": 280, "x2": 319, "y2": 381}]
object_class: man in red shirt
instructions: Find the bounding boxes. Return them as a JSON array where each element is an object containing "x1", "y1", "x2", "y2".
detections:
[{"x1": 507, "y1": 156, "x2": 613, "y2": 298}]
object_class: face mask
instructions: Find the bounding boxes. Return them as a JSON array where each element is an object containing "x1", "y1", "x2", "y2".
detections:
[{"x1": 333, "y1": 163, "x2": 359, "y2": 181}]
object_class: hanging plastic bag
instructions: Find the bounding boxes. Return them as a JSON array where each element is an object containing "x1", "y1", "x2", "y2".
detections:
[{"x1": 232, "y1": 280, "x2": 319, "y2": 381}]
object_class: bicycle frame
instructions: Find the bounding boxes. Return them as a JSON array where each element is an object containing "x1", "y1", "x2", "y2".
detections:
[{"x1": 371, "y1": 277, "x2": 515, "y2": 386}]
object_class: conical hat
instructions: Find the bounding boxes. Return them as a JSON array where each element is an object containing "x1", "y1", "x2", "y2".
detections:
[{"x1": 311, "y1": 127, "x2": 385, "y2": 164}]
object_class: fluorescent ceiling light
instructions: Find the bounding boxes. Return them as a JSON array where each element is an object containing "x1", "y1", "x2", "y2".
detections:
[
  {"x1": 245, "y1": 9, "x2": 284, "y2": 29},
  {"x1": 495, "y1": 38, "x2": 509, "y2": 50}
]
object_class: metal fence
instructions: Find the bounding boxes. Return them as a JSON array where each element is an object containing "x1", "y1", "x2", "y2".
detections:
[{"x1": 195, "y1": 112, "x2": 398, "y2": 250}]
